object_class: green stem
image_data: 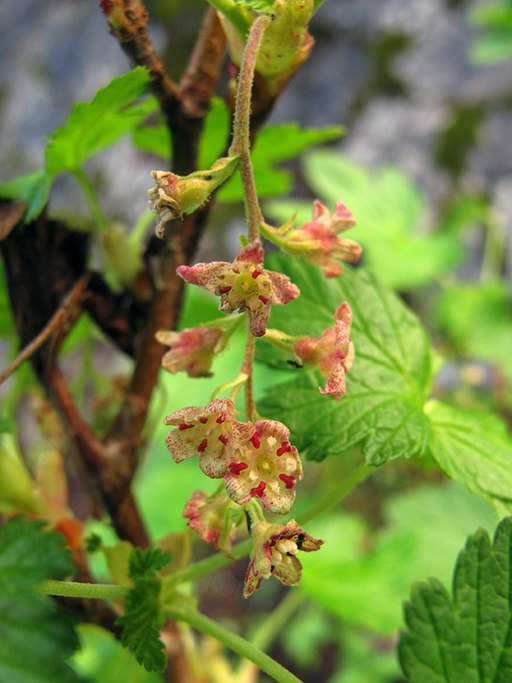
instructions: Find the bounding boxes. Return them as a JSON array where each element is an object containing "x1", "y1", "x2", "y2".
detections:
[
  {"x1": 166, "y1": 606, "x2": 303, "y2": 683},
  {"x1": 37, "y1": 579, "x2": 128, "y2": 601},
  {"x1": 249, "y1": 590, "x2": 303, "y2": 653},
  {"x1": 241, "y1": 326, "x2": 256, "y2": 420},
  {"x1": 73, "y1": 168, "x2": 109, "y2": 232},
  {"x1": 229, "y1": 14, "x2": 271, "y2": 242}
]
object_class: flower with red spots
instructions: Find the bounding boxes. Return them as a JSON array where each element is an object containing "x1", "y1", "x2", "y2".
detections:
[
  {"x1": 156, "y1": 326, "x2": 223, "y2": 378},
  {"x1": 224, "y1": 420, "x2": 303, "y2": 514},
  {"x1": 177, "y1": 240, "x2": 300, "y2": 337},
  {"x1": 273, "y1": 200, "x2": 362, "y2": 278},
  {"x1": 294, "y1": 301, "x2": 354, "y2": 400},
  {"x1": 243, "y1": 520, "x2": 323, "y2": 597},
  {"x1": 164, "y1": 399, "x2": 254, "y2": 478},
  {"x1": 183, "y1": 489, "x2": 237, "y2": 557}
]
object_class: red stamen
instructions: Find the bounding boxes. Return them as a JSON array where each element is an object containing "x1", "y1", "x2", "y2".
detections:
[
  {"x1": 251, "y1": 269, "x2": 263, "y2": 279},
  {"x1": 250, "y1": 433, "x2": 261, "y2": 449},
  {"x1": 258, "y1": 295, "x2": 269, "y2": 305},
  {"x1": 229, "y1": 461, "x2": 248, "y2": 475},
  {"x1": 250, "y1": 481, "x2": 266, "y2": 498},
  {"x1": 218, "y1": 434, "x2": 229, "y2": 445},
  {"x1": 198, "y1": 439, "x2": 208, "y2": 453},
  {"x1": 279, "y1": 474, "x2": 295, "y2": 489},
  {"x1": 216, "y1": 415, "x2": 226, "y2": 424},
  {"x1": 218, "y1": 286, "x2": 232, "y2": 294},
  {"x1": 179, "y1": 423, "x2": 194, "y2": 430},
  {"x1": 276, "y1": 441, "x2": 292, "y2": 456},
  {"x1": 199, "y1": 416, "x2": 208, "y2": 424}
]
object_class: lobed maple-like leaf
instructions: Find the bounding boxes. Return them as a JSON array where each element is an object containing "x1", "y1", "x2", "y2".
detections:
[{"x1": 259, "y1": 256, "x2": 433, "y2": 464}]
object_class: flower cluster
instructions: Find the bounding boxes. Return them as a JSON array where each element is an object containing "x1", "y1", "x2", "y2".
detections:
[
  {"x1": 149, "y1": 82, "x2": 360, "y2": 593},
  {"x1": 165, "y1": 400, "x2": 302, "y2": 515}
]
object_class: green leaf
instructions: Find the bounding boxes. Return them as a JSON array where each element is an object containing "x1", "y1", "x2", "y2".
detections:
[
  {"x1": 0, "y1": 170, "x2": 50, "y2": 222},
  {"x1": 218, "y1": 124, "x2": 343, "y2": 201},
  {"x1": 300, "y1": 482, "x2": 496, "y2": 635},
  {"x1": 234, "y1": 0, "x2": 274, "y2": 13},
  {"x1": 132, "y1": 116, "x2": 171, "y2": 159},
  {"x1": 199, "y1": 98, "x2": 232, "y2": 168},
  {"x1": 259, "y1": 257, "x2": 433, "y2": 464},
  {"x1": 0, "y1": 517, "x2": 82, "y2": 682},
  {"x1": 46, "y1": 67, "x2": 152, "y2": 177},
  {"x1": 128, "y1": 548, "x2": 172, "y2": 580},
  {"x1": 72, "y1": 624, "x2": 162, "y2": 683},
  {"x1": 426, "y1": 400, "x2": 512, "y2": 510},
  {"x1": 399, "y1": 515, "x2": 512, "y2": 683},
  {"x1": 118, "y1": 578, "x2": 166, "y2": 673},
  {"x1": 269, "y1": 150, "x2": 463, "y2": 288}
]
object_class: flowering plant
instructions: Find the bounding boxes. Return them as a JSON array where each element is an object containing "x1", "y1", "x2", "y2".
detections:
[{"x1": 1, "y1": 1, "x2": 511, "y2": 682}]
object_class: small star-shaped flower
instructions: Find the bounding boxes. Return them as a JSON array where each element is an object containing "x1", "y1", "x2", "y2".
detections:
[
  {"x1": 284, "y1": 200, "x2": 362, "y2": 278},
  {"x1": 224, "y1": 420, "x2": 303, "y2": 514},
  {"x1": 244, "y1": 520, "x2": 323, "y2": 597},
  {"x1": 294, "y1": 301, "x2": 354, "y2": 400},
  {"x1": 156, "y1": 326, "x2": 223, "y2": 378},
  {"x1": 164, "y1": 399, "x2": 254, "y2": 478},
  {"x1": 177, "y1": 241, "x2": 300, "y2": 337}
]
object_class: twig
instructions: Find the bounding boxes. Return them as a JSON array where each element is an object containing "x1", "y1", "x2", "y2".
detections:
[
  {"x1": 0, "y1": 274, "x2": 89, "y2": 386},
  {"x1": 179, "y1": 7, "x2": 226, "y2": 118},
  {"x1": 101, "y1": 0, "x2": 180, "y2": 129}
]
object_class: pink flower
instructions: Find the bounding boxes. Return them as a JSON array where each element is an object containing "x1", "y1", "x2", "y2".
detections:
[
  {"x1": 294, "y1": 301, "x2": 354, "y2": 400},
  {"x1": 284, "y1": 200, "x2": 362, "y2": 278},
  {"x1": 183, "y1": 489, "x2": 237, "y2": 557},
  {"x1": 224, "y1": 420, "x2": 303, "y2": 514},
  {"x1": 177, "y1": 241, "x2": 300, "y2": 337},
  {"x1": 243, "y1": 520, "x2": 323, "y2": 597},
  {"x1": 164, "y1": 399, "x2": 254, "y2": 478},
  {"x1": 155, "y1": 326, "x2": 223, "y2": 378}
]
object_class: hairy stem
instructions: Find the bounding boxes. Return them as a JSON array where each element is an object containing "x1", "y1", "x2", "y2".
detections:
[
  {"x1": 241, "y1": 326, "x2": 256, "y2": 421},
  {"x1": 229, "y1": 14, "x2": 271, "y2": 241}
]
